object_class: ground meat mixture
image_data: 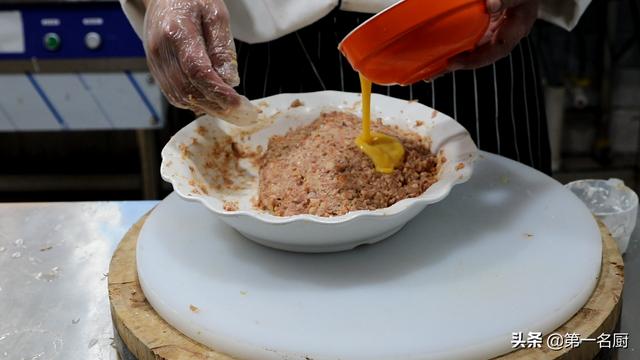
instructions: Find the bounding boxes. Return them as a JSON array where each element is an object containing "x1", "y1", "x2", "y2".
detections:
[
  {"x1": 256, "y1": 111, "x2": 443, "y2": 217},
  {"x1": 223, "y1": 200, "x2": 239, "y2": 211},
  {"x1": 182, "y1": 125, "x2": 257, "y2": 197}
]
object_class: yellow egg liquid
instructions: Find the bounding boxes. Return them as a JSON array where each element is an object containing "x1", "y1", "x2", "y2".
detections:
[{"x1": 356, "y1": 74, "x2": 405, "y2": 173}]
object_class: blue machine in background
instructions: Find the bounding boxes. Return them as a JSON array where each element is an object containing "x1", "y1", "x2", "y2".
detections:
[
  {"x1": 0, "y1": 0, "x2": 165, "y2": 198},
  {"x1": 0, "y1": 0, "x2": 164, "y2": 132},
  {"x1": 0, "y1": 1, "x2": 145, "y2": 61}
]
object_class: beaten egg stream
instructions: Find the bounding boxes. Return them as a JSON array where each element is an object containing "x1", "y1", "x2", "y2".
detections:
[{"x1": 356, "y1": 74, "x2": 405, "y2": 173}]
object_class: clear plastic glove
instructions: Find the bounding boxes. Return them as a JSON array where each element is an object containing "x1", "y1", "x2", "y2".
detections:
[
  {"x1": 143, "y1": 0, "x2": 259, "y2": 126},
  {"x1": 448, "y1": 0, "x2": 539, "y2": 70}
]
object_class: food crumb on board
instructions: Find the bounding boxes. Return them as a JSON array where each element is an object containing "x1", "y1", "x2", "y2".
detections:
[
  {"x1": 40, "y1": 246, "x2": 53, "y2": 252},
  {"x1": 524, "y1": 233, "x2": 534, "y2": 239},
  {"x1": 240, "y1": 291, "x2": 248, "y2": 296},
  {"x1": 431, "y1": 110, "x2": 438, "y2": 118},
  {"x1": 415, "y1": 120, "x2": 424, "y2": 127},
  {"x1": 501, "y1": 176, "x2": 510, "y2": 184},
  {"x1": 189, "y1": 304, "x2": 200, "y2": 313},
  {"x1": 224, "y1": 201, "x2": 239, "y2": 211},
  {"x1": 455, "y1": 163, "x2": 465, "y2": 171},
  {"x1": 290, "y1": 99, "x2": 304, "y2": 108}
]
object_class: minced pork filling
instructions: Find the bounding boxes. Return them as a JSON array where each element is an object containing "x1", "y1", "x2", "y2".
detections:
[{"x1": 255, "y1": 111, "x2": 443, "y2": 217}]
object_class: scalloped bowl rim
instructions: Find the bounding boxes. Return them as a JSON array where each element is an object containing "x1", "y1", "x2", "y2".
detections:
[{"x1": 161, "y1": 91, "x2": 477, "y2": 225}]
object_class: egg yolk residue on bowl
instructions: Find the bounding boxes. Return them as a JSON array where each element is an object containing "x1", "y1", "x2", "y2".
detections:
[{"x1": 355, "y1": 74, "x2": 405, "y2": 173}]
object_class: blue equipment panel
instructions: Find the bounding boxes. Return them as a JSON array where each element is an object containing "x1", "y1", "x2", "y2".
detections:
[{"x1": 0, "y1": 2, "x2": 145, "y2": 60}]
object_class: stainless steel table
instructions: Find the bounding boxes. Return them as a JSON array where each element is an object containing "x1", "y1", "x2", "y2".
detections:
[
  {"x1": 0, "y1": 200, "x2": 638, "y2": 359},
  {"x1": 0, "y1": 201, "x2": 156, "y2": 360}
]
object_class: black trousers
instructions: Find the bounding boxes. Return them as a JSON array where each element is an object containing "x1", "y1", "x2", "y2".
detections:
[{"x1": 235, "y1": 10, "x2": 552, "y2": 175}]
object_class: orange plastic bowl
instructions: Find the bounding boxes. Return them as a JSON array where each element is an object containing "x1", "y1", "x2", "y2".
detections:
[{"x1": 339, "y1": 0, "x2": 490, "y2": 85}]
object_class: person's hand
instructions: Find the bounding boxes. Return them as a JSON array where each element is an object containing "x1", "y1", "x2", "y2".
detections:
[
  {"x1": 143, "y1": 0, "x2": 241, "y2": 116},
  {"x1": 448, "y1": 0, "x2": 539, "y2": 71}
]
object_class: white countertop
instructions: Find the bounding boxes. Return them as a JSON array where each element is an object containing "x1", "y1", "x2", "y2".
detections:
[{"x1": 0, "y1": 199, "x2": 637, "y2": 359}]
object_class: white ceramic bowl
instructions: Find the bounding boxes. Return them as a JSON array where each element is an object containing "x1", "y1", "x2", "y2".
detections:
[{"x1": 161, "y1": 91, "x2": 477, "y2": 252}]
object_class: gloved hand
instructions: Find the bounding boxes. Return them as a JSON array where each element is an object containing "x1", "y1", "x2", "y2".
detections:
[
  {"x1": 143, "y1": 0, "x2": 259, "y2": 125},
  {"x1": 449, "y1": 0, "x2": 539, "y2": 70}
]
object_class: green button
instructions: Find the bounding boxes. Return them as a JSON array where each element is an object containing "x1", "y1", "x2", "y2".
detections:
[{"x1": 43, "y1": 33, "x2": 61, "y2": 51}]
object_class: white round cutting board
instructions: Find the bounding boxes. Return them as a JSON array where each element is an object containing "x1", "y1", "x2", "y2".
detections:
[{"x1": 137, "y1": 152, "x2": 602, "y2": 360}]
